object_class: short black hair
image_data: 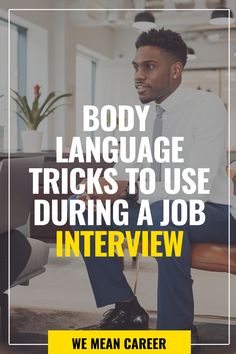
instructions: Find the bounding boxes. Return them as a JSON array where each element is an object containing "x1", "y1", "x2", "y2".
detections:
[{"x1": 135, "y1": 28, "x2": 187, "y2": 66}]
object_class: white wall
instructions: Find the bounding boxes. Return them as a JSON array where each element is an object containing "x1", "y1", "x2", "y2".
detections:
[
  {"x1": 111, "y1": 27, "x2": 236, "y2": 148},
  {"x1": 1, "y1": 3, "x2": 235, "y2": 148},
  {"x1": 64, "y1": 17, "x2": 114, "y2": 148},
  {"x1": 112, "y1": 27, "x2": 236, "y2": 68},
  {"x1": 0, "y1": 0, "x2": 53, "y2": 28}
]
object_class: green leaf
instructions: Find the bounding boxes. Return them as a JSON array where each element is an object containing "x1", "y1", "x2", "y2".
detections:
[
  {"x1": 11, "y1": 96, "x2": 25, "y2": 113},
  {"x1": 36, "y1": 104, "x2": 65, "y2": 128},
  {"x1": 11, "y1": 89, "x2": 28, "y2": 115},
  {"x1": 42, "y1": 93, "x2": 72, "y2": 116},
  {"x1": 32, "y1": 95, "x2": 40, "y2": 112},
  {"x1": 38, "y1": 92, "x2": 56, "y2": 115},
  {"x1": 43, "y1": 104, "x2": 66, "y2": 118},
  {"x1": 11, "y1": 89, "x2": 32, "y2": 122},
  {"x1": 14, "y1": 111, "x2": 28, "y2": 126},
  {"x1": 11, "y1": 88, "x2": 72, "y2": 130},
  {"x1": 22, "y1": 96, "x2": 32, "y2": 122}
]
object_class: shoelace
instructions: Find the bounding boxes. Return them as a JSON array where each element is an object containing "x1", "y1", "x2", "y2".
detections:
[{"x1": 102, "y1": 308, "x2": 118, "y2": 321}]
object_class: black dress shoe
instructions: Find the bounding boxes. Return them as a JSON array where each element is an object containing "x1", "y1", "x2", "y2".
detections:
[{"x1": 82, "y1": 307, "x2": 149, "y2": 330}]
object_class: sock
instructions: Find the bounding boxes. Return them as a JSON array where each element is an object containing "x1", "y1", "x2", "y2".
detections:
[{"x1": 115, "y1": 297, "x2": 143, "y2": 315}]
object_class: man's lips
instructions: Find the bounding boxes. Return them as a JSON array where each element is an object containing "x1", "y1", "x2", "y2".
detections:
[{"x1": 135, "y1": 84, "x2": 151, "y2": 94}]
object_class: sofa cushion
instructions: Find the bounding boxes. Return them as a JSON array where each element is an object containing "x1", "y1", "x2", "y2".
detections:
[{"x1": 17, "y1": 238, "x2": 49, "y2": 280}]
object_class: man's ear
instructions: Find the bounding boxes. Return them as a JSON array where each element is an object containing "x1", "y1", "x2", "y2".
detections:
[{"x1": 171, "y1": 61, "x2": 183, "y2": 80}]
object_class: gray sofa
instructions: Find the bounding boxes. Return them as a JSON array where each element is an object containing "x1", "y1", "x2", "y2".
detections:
[{"x1": 0, "y1": 157, "x2": 50, "y2": 342}]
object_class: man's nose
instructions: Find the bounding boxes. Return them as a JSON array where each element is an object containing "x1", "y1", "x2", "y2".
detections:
[{"x1": 135, "y1": 68, "x2": 146, "y2": 81}]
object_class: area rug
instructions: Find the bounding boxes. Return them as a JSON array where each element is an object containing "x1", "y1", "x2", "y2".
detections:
[{"x1": 8, "y1": 307, "x2": 236, "y2": 353}]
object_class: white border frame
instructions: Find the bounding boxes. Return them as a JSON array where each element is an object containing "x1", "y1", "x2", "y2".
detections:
[{"x1": 7, "y1": 7, "x2": 231, "y2": 348}]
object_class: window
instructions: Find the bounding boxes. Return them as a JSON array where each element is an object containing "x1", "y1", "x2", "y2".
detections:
[
  {"x1": 76, "y1": 50, "x2": 97, "y2": 145},
  {"x1": 75, "y1": 47, "x2": 114, "y2": 148},
  {"x1": 0, "y1": 18, "x2": 27, "y2": 151}
]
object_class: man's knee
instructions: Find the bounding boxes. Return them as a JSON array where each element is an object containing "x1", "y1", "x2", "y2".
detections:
[{"x1": 150, "y1": 200, "x2": 192, "y2": 229}]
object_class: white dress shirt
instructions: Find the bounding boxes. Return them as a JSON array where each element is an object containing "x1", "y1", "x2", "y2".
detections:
[{"x1": 114, "y1": 84, "x2": 236, "y2": 218}]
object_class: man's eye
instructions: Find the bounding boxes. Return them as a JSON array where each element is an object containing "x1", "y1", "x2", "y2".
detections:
[{"x1": 143, "y1": 63, "x2": 155, "y2": 71}]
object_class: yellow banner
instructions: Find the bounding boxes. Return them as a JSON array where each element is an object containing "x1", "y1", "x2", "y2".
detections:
[{"x1": 48, "y1": 330, "x2": 191, "y2": 354}]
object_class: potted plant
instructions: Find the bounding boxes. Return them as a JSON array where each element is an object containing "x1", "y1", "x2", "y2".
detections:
[{"x1": 12, "y1": 85, "x2": 72, "y2": 152}]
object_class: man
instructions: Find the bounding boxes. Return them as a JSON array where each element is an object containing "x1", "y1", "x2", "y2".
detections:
[{"x1": 70, "y1": 28, "x2": 236, "y2": 346}]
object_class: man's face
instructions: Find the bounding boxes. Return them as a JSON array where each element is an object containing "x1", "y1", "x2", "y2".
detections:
[{"x1": 132, "y1": 45, "x2": 176, "y2": 104}]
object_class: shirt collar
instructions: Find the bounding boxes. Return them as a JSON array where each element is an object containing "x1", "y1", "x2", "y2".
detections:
[{"x1": 157, "y1": 84, "x2": 186, "y2": 113}]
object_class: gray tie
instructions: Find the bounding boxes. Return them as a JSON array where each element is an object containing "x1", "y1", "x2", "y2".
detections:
[{"x1": 152, "y1": 105, "x2": 165, "y2": 181}]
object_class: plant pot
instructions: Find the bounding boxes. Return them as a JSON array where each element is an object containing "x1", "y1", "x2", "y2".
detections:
[{"x1": 21, "y1": 130, "x2": 43, "y2": 153}]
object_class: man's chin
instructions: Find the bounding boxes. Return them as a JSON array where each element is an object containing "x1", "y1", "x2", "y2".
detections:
[{"x1": 139, "y1": 96, "x2": 153, "y2": 104}]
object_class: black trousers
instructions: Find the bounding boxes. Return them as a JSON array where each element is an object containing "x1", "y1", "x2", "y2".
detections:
[{"x1": 0, "y1": 230, "x2": 31, "y2": 293}]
